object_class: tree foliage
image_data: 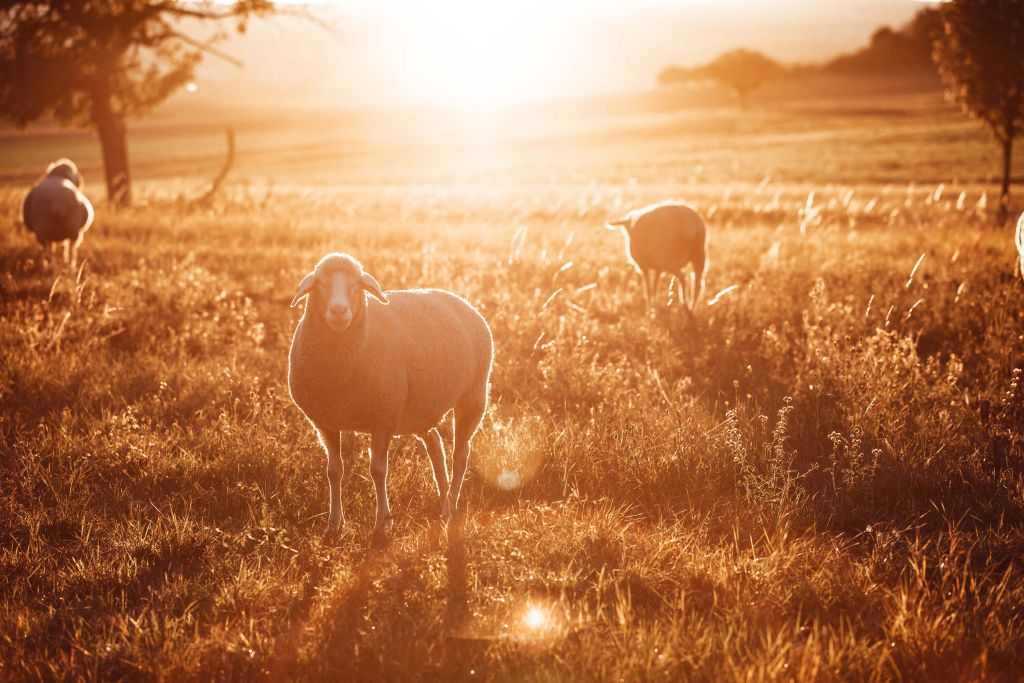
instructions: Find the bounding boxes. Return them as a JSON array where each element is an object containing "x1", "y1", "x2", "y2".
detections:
[
  {"x1": 933, "y1": 0, "x2": 1024, "y2": 214},
  {"x1": 0, "y1": 1, "x2": 274, "y2": 205},
  {"x1": 660, "y1": 49, "x2": 786, "y2": 107},
  {"x1": 823, "y1": 7, "x2": 941, "y2": 76}
]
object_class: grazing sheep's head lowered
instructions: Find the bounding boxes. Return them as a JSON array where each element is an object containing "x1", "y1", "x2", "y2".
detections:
[
  {"x1": 291, "y1": 253, "x2": 389, "y2": 332},
  {"x1": 45, "y1": 158, "x2": 83, "y2": 189},
  {"x1": 605, "y1": 215, "x2": 633, "y2": 233}
]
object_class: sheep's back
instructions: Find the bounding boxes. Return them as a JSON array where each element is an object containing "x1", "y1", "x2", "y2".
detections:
[
  {"x1": 22, "y1": 179, "x2": 92, "y2": 243},
  {"x1": 628, "y1": 203, "x2": 706, "y2": 272},
  {"x1": 365, "y1": 289, "x2": 492, "y2": 434}
]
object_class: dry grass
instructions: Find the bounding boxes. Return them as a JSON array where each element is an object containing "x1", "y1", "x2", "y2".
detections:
[{"x1": 1, "y1": 99, "x2": 1023, "y2": 681}]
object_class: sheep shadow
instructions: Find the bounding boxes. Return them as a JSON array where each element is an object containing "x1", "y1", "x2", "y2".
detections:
[{"x1": 263, "y1": 518, "x2": 470, "y2": 681}]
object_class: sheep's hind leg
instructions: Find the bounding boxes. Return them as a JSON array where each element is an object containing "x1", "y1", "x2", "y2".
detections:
[
  {"x1": 369, "y1": 429, "x2": 394, "y2": 539},
  {"x1": 420, "y1": 428, "x2": 449, "y2": 518},
  {"x1": 316, "y1": 426, "x2": 345, "y2": 540},
  {"x1": 446, "y1": 394, "x2": 485, "y2": 522}
]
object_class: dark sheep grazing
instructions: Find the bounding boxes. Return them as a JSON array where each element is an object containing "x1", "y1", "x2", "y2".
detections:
[{"x1": 22, "y1": 159, "x2": 94, "y2": 268}]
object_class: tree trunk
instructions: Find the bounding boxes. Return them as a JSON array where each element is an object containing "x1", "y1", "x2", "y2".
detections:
[
  {"x1": 91, "y1": 89, "x2": 131, "y2": 207},
  {"x1": 999, "y1": 134, "x2": 1013, "y2": 221}
]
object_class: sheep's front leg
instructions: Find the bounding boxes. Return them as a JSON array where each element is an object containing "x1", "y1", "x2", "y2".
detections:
[
  {"x1": 369, "y1": 430, "x2": 394, "y2": 538},
  {"x1": 316, "y1": 426, "x2": 345, "y2": 539},
  {"x1": 42, "y1": 241, "x2": 56, "y2": 268},
  {"x1": 650, "y1": 272, "x2": 663, "y2": 310},
  {"x1": 638, "y1": 269, "x2": 651, "y2": 313},
  {"x1": 692, "y1": 263, "x2": 705, "y2": 313},
  {"x1": 673, "y1": 269, "x2": 689, "y2": 310},
  {"x1": 641, "y1": 270, "x2": 660, "y2": 315},
  {"x1": 69, "y1": 235, "x2": 83, "y2": 271}
]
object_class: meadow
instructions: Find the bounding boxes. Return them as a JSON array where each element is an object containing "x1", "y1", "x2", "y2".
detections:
[{"x1": 2, "y1": 91, "x2": 1024, "y2": 681}]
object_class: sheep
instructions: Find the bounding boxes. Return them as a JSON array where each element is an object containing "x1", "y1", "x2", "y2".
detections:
[
  {"x1": 21, "y1": 158, "x2": 94, "y2": 269},
  {"x1": 1016, "y1": 211, "x2": 1024, "y2": 283},
  {"x1": 287, "y1": 252, "x2": 493, "y2": 541},
  {"x1": 606, "y1": 201, "x2": 708, "y2": 314}
]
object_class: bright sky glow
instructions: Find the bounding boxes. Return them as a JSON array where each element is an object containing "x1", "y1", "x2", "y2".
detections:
[
  {"x1": 192, "y1": 0, "x2": 928, "y2": 111},
  {"x1": 374, "y1": 1, "x2": 585, "y2": 110}
]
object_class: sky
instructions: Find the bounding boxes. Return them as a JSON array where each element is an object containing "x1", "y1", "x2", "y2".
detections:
[{"x1": 181, "y1": 1, "x2": 929, "y2": 112}]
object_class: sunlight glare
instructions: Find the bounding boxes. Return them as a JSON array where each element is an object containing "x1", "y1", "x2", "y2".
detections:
[
  {"x1": 386, "y1": 1, "x2": 576, "y2": 110},
  {"x1": 523, "y1": 606, "x2": 547, "y2": 630}
]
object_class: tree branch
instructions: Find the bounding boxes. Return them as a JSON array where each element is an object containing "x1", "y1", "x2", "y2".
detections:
[
  {"x1": 168, "y1": 28, "x2": 243, "y2": 67},
  {"x1": 192, "y1": 128, "x2": 236, "y2": 207}
]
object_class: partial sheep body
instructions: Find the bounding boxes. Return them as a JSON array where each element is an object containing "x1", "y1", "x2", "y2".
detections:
[
  {"x1": 22, "y1": 159, "x2": 93, "y2": 268},
  {"x1": 1016, "y1": 211, "x2": 1024, "y2": 282},
  {"x1": 288, "y1": 253, "x2": 493, "y2": 540},
  {"x1": 607, "y1": 201, "x2": 708, "y2": 313}
]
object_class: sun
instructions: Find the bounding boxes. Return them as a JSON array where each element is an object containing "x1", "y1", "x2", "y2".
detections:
[{"x1": 387, "y1": 1, "x2": 567, "y2": 110}]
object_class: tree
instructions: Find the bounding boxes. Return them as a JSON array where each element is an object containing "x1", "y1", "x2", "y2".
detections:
[
  {"x1": 660, "y1": 49, "x2": 786, "y2": 108},
  {"x1": 0, "y1": 1, "x2": 273, "y2": 207},
  {"x1": 933, "y1": 0, "x2": 1024, "y2": 217},
  {"x1": 822, "y1": 8, "x2": 941, "y2": 76}
]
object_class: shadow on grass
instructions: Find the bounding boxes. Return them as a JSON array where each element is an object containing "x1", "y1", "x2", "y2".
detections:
[{"x1": 263, "y1": 517, "x2": 470, "y2": 681}]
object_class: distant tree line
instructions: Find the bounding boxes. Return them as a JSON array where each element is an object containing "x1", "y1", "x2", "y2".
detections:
[
  {"x1": 659, "y1": 1, "x2": 1023, "y2": 219},
  {"x1": 659, "y1": 50, "x2": 786, "y2": 109},
  {"x1": 821, "y1": 7, "x2": 941, "y2": 76}
]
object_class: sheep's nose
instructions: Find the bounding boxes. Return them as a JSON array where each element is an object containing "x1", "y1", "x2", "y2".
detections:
[{"x1": 328, "y1": 304, "x2": 350, "y2": 319}]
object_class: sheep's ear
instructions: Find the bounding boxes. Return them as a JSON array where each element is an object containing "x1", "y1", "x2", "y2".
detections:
[
  {"x1": 360, "y1": 271, "x2": 389, "y2": 304},
  {"x1": 290, "y1": 271, "x2": 317, "y2": 308},
  {"x1": 605, "y1": 217, "x2": 630, "y2": 231}
]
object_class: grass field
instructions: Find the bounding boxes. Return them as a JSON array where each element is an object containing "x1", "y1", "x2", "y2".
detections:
[{"x1": 2, "y1": 93, "x2": 1024, "y2": 681}]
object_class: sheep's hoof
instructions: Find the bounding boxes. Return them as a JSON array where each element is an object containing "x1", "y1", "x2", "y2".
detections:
[
  {"x1": 321, "y1": 522, "x2": 344, "y2": 543},
  {"x1": 371, "y1": 515, "x2": 394, "y2": 537},
  {"x1": 370, "y1": 516, "x2": 394, "y2": 547}
]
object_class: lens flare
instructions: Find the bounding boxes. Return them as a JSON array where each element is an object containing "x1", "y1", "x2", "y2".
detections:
[
  {"x1": 523, "y1": 606, "x2": 547, "y2": 630},
  {"x1": 497, "y1": 470, "x2": 521, "y2": 490}
]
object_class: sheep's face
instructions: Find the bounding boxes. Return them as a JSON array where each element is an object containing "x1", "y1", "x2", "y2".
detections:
[{"x1": 291, "y1": 254, "x2": 389, "y2": 332}]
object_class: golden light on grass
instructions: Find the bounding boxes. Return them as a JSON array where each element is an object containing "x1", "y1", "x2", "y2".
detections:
[
  {"x1": 475, "y1": 415, "x2": 546, "y2": 492},
  {"x1": 497, "y1": 469, "x2": 521, "y2": 491},
  {"x1": 707, "y1": 284, "x2": 739, "y2": 306}
]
